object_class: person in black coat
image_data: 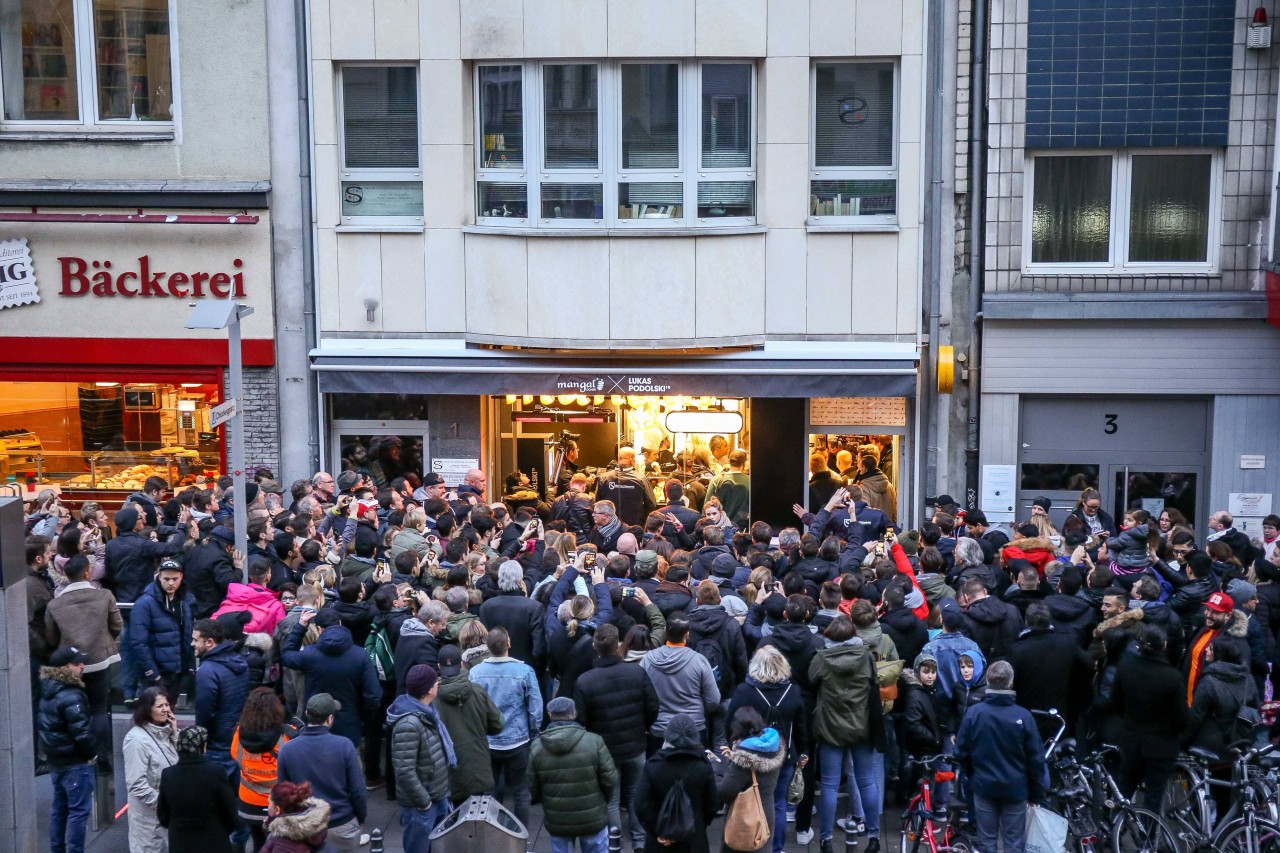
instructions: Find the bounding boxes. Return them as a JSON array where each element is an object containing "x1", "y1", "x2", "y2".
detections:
[
  {"x1": 104, "y1": 504, "x2": 190, "y2": 605},
  {"x1": 157, "y1": 726, "x2": 238, "y2": 853},
  {"x1": 633, "y1": 713, "x2": 719, "y2": 853},
  {"x1": 1006, "y1": 603, "x2": 1092, "y2": 741},
  {"x1": 479, "y1": 562, "x2": 547, "y2": 669},
  {"x1": 1044, "y1": 566, "x2": 1097, "y2": 648},
  {"x1": 280, "y1": 609, "x2": 380, "y2": 748},
  {"x1": 1111, "y1": 625, "x2": 1189, "y2": 812},
  {"x1": 957, "y1": 579, "x2": 1024, "y2": 663},
  {"x1": 880, "y1": 583, "x2": 929, "y2": 669},
  {"x1": 686, "y1": 584, "x2": 749, "y2": 699},
  {"x1": 181, "y1": 528, "x2": 242, "y2": 619},
  {"x1": 575, "y1": 624, "x2": 660, "y2": 850}
]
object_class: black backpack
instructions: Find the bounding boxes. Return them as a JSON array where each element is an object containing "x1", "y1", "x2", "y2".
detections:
[
  {"x1": 692, "y1": 634, "x2": 726, "y2": 691},
  {"x1": 655, "y1": 778, "x2": 696, "y2": 843}
]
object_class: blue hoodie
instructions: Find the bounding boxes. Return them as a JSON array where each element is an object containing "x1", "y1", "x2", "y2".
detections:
[
  {"x1": 921, "y1": 632, "x2": 985, "y2": 700},
  {"x1": 739, "y1": 726, "x2": 780, "y2": 755}
]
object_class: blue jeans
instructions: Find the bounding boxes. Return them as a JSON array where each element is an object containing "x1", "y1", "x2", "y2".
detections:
[
  {"x1": 50, "y1": 763, "x2": 94, "y2": 853},
  {"x1": 818, "y1": 743, "x2": 882, "y2": 840},
  {"x1": 549, "y1": 826, "x2": 609, "y2": 853},
  {"x1": 401, "y1": 800, "x2": 450, "y2": 853},
  {"x1": 607, "y1": 751, "x2": 646, "y2": 849},
  {"x1": 974, "y1": 796, "x2": 1027, "y2": 853},
  {"x1": 773, "y1": 762, "x2": 795, "y2": 853}
]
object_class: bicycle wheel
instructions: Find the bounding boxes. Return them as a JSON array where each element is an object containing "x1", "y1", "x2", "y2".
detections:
[
  {"x1": 1216, "y1": 818, "x2": 1280, "y2": 852},
  {"x1": 1110, "y1": 806, "x2": 1181, "y2": 853},
  {"x1": 900, "y1": 811, "x2": 926, "y2": 853},
  {"x1": 1162, "y1": 763, "x2": 1212, "y2": 838}
]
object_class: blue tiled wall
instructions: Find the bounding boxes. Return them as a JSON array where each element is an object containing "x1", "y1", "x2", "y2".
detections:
[{"x1": 1026, "y1": 0, "x2": 1235, "y2": 148}]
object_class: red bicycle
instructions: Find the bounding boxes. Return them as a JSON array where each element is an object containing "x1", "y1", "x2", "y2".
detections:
[{"x1": 899, "y1": 755, "x2": 972, "y2": 853}]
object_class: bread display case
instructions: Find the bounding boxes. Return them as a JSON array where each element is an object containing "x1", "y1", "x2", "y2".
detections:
[{"x1": 1, "y1": 448, "x2": 221, "y2": 492}]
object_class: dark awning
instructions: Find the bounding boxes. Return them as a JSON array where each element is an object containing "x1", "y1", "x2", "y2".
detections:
[{"x1": 311, "y1": 344, "x2": 919, "y2": 399}]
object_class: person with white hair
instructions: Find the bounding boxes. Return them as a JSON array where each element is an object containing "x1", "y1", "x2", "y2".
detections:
[{"x1": 479, "y1": 560, "x2": 547, "y2": 671}]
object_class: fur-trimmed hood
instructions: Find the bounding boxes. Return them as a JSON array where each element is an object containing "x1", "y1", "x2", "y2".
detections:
[
  {"x1": 266, "y1": 798, "x2": 331, "y2": 841},
  {"x1": 1093, "y1": 607, "x2": 1145, "y2": 637},
  {"x1": 39, "y1": 665, "x2": 85, "y2": 688},
  {"x1": 726, "y1": 728, "x2": 785, "y2": 774},
  {"x1": 243, "y1": 632, "x2": 273, "y2": 653},
  {"x1": 1225, "y1": 608, "x2": 1249, "y2": 639}
]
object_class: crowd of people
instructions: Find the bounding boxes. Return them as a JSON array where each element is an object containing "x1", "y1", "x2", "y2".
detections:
[{"x1": 22, "y1": 452, "x2": 1280, "y2": 853}]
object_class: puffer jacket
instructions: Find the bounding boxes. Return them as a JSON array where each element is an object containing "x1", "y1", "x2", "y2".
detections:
[
  {"x1": 574, "y1": 655, "x2": 659, "y2": 759},
  {"x1": 808, "y1": 637, "x2": 879, "y2": 747},
  {"x1": 1107, "y1": 523, "x2": 1153, "y2": 569},
  {"x1": 1044, "y1": 593, "x2": 1097, "y2": 648},
  {"x1": 716, "y1": 729, "x2": 787, "y2": 853},
  {"x1": 528, "y1": 721, "x2": 618, "y2": 838},
  {"x1": 691, "y1": 545, "x2": 733, "y2": 581},
  {"x1": 435, "y1": 674, "x2": 503, "y2": 799},
  {"x1": 1000, "y1": 538, "x2": 1058, "y2": 577},
  {"x1": 880, "y1": 607, "x2": 929, "y2": 669},
  {"x1": 902, "y1": 666, "x2": 942, "y2": 755},
  {"x1": 1185, "y1": 660, "x2": 1259, "y2": 760},
  {"x1": 261, "y1": 798, "x2": 330, "y2": 853},
  {"x1": 37, "y1": 665, "x2": 96, "y2": 768},
  {"x1": 195, "y1": 641, "x2": 251, "y2": 754},
  {"x1": 387, "y1": 695, "x2": 452, "y2": 809},
  {"x1": 389, "y1": 527, "x2": 431, "y2": 562},
  {"x1": 213, "y1": 582, "x2": 286, "y2": 635},
  {"x1": 129, "y1": 579, "x2": 195, "y2": 679},
  {"x1": 104, "y1": 528, "x2": 187, "y2": 604}
]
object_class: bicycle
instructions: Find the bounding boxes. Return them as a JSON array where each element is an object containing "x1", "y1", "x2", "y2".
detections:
[
  {"x1": 1034, "y1": 710, "x2": 1106, "y2": 853},
  {"x1": 1161, "y1": 740, "x2": 1280, "y2": 852},
  {"x1": 1062, "y1": 743, "x2": 1179, "y2": 852},
  {"x1": 899, "y1": 755, "x2": 972, "y2": 853}
]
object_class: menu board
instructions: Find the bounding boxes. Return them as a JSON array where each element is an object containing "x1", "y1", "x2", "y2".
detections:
[{"x1": 809, "y1": 397, "x2": 908, "y2": 427}]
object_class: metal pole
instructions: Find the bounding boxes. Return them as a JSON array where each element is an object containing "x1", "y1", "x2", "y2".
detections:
[{"x1": 228, "y1": 307, "x2": 249, "y2": 580}]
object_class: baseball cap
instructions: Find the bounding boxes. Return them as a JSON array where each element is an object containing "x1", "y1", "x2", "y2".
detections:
[
  {"x1": 438, "y1": 644, "x2": 463, "y2": 677},
  {"x1": 635, "y1": 550, "x2": 658, "y2": 572},
  {"x1": 158, "y1": 558, "x2": 184, "y2": 573},
  {"x1": 314, "y1": 608, "x2": 341, "y2": 628},
  {"x1": 940, "y1": 598, "x2": 965, "y2": 629},
  {"x1": 49, "y1": 646, "x2": 90, "y2": 666},
  {"x1": 356, "y1": 499, "x2": 378, "y2": 517},
  {"x1": 1205, "y1": 592, "x2": 1234, "y2": 614},
  {"x1": 927, "y1": 495, "x2": 958, "y2": 509},
  {"x1": 305, "y1": 693, "x2": 341, "y2": 720},
  {"x1": 422, "y1": 473, "x2": 446, "y2": 487}
]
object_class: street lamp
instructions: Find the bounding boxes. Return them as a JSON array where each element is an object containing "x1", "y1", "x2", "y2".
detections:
[{"x1": 185, "y1": 299, "x2": 254, "y2": 577}]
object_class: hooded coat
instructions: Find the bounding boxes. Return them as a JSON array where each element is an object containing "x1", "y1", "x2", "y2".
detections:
[
  {"x1": 716, "y1": 728, "x2": 787, "y2": 853},
  {"x1": 280, "y1": 622, "x2": 380, "y2": 745},
  {"x1": 808, "y1": 638, "x2": 879, "y2": 747},
  {"x1": 641, "y1": 644, "x2": 721, "y2": 734},
  {"x1": 758, "y1": 621, "x2": 824, "y2": 695},
  {"x1": 1000, "y1": 538, "x2": 1058, "y2": 577},
  {"x1": 129, "y1": 579, "x2": 195, "y2": 679},
  {"x1": 394, "y1": 617, "x2": 441, "y2": 695},
  {"x1": 528, "y1": 721, "x2": 619, "y2": 838},
  {"x1": 194, "y1": 641, "x2": 251, "y2": 754},
  {"x1": 1044, "y1": 592, "x2": 1097, "y2": 648},
  {"x1": 687, "y1": 605, "x2": 749, "y2": 697},
  {"x1": 880, "y1": 607, "x2": 929, "y2": 671},
  {"x1": 261, "y1": 799, "x2": 331, "y2": 853},
  {"x1": 634, "y1": 745, "x2": 719, "y2": 853},
  {"x1": 435, "y1": 673, "x2": 504, "y2": 800},
  {"x1": 857, "y1": 469, "x2": 897, "y2": 522},
  {"x1": 37, "y1": 665, "x2": 96, "y2": 767},
  {"x1": 727, "y1": 678, "x2": 809, "y2": 760},
  {"x1": 1184, "y1": 660, "x2": 1259, "y2": 759},
  {"x1": 386, "y1": 694, "x2": 452, "y2": 809},
  {"x1": 213, "y1": 582, "x2": 286, "y2": 636},
  {"x1": 960, "y1": 595, "x2": 1024, "y2": 663}
]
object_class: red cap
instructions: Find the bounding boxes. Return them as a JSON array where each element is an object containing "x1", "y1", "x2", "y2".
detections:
[{"x1": 1205, "y1": 592, "x2": 1234, "y2": 614}]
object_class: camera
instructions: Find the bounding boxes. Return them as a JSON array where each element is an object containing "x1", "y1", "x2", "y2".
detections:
[{"x1": 554, "y1": 429, "x2": 581, "y2": 450}]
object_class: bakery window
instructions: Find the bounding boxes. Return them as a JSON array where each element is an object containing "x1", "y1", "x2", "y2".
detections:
[
  {"x1": 0, "y1": 0, "x2": 176, "y2": 130},
  {"x1": 0, "y1": 380, "x2": 223, "y2": 492}
]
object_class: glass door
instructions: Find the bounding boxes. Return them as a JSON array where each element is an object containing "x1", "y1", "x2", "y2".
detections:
[
  {"x1": 1109, "y1": 465, "x2": 1202, "y2": 530},
  {"x1": 331, "y1": 419, "x2": 429, "y2": 488}
]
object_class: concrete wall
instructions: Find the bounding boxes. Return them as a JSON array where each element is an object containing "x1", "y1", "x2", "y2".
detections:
[{"x1": 311, "y1": 0, "x2": 927, "y2": 346}]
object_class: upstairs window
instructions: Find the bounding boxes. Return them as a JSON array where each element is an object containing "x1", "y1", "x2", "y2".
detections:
[
  {"x1": 339, "y1": 65, "x2": 422, "y2": 225},
  {"x1": 475, "y1": 60, "x2": 756, "y2": 229},
  {"x1": 809, "y1": 62, "x2": 898, "y2": 225}
]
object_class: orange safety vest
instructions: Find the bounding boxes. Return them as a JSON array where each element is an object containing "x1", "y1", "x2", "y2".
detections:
[{"x1": 231, "y1": 727, "x2": 288, "y2": 807}]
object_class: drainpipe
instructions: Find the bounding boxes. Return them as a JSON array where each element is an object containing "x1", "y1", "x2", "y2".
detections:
[
  {"x1": 296, "y1": 0, "x2": 321, "y2": 473},
  {"x1": 965, "y1": 0, "x2": 989, "y2": 509}
]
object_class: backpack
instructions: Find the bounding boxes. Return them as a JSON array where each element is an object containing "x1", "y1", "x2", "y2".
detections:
[
  {"x1": 1232, "y1": 703, "x2": 1264, "y2": 746},
  {"x1": 723, "y1": 769, "x2": 771, "y2": 851},
  {"x1": 655, "y1": 778, "x2": 696, "y2": 843},
  {"x1": 364, "y1": 622, "x2": 395, "y2": 683},
  {"x1": 693, "y1": 634, "x2": 727, "y2": 691},
  {"x1": 754, "y1": 684, "x2": 794, "y2": 749},
  {"x1": 872, "y1": 635, "x2": 905, "y2": 713}
]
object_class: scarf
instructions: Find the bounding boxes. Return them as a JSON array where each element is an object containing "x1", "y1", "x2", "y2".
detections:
[
  {"x1": 595, "y1": 516, "x2": 623, "y2": 544},
  {"x1": 408, "y1": 697, "x2": 457, "y2": 767}
]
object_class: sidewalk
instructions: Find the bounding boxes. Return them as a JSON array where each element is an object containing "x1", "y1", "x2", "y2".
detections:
[{"x1": 35, "y1": 713, "x2": 905, "y2": 851}]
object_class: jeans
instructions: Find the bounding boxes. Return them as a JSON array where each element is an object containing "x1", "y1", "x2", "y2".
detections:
[
  {"x1": 549, "y1": 826, "x2": 610, "y2": 853},
  {"x1": 119, "y1": 610, "x2": 139, "y2": 700},
  {"x1": 401, "y1": 800, "x2": 450, "y2": 853},
  {"x1": 491, "y1": 743, "x2": 531, "y2": 828},
  {"x1": 773, "y1": 762, "x2": 795, "y2": 853},
  {"x1": 50, "y1": 763, "x2": 94, "y2": 853},
  {"x1": 974, "y1": 796, "x2": 1028, "y2": 853},
  {"x1": 326, "y1": 817, "x2": 364, "y2": 852},
  {"x1": 607, "y1": 751, "x2": 647, "y2": 849},
  {"x1": 818, "y1": 743, "x2": 882, "y2": 839}
]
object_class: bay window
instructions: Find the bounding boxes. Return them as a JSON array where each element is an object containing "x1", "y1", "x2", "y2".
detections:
[
  {"x1": 1028, "y1": 151, "x2": 1218, "y2": 272},
  {"x1": 339, "y1": 65, "x2": 422, "y2": 225},
  {"x1": 809, "y1": 62, "x2": 898, "y2": 224},
  {"x1": 475, "y1": 60, "x2": 756, "y2": 228},
  {"x1": 0, "y1": 0, "x2": 174, "y2": 129}
]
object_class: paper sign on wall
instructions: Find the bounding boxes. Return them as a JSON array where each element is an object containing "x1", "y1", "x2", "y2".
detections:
[
  {"x1": 981, "y1": 464, "x2": 1017, "y2": 522},
  {"x1": 1229, "y1": 493, "x2": 1273, "y2": 518},
  {"x1": 809, "y1": 397, "x2": 908, "y2": 427},
  {"x1": 432, "y1": 457, "x2": 479, "y2": 487},
  {"x1": 1141, "y1": 498, "x2": 1165, "y2": 517}
]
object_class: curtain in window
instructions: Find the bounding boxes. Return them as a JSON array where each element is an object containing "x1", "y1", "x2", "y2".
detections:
[
  {"x1": 814, "y1": 62, "x2": 894, "y2": 168},
  {"x1": 1031, "y1": 155, "x2": 1112, "y2": 264},
  {"x1": 1128, "y1": 154, "x2": 1211, "y2": 263},
  {"x1": 343, "y1": 66, "x2": 418, "y2": 169}
]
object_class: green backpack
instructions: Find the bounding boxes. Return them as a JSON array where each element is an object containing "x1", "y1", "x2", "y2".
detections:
[{"x1": 364, "y1": 623, "x2": 395, "y2": 682}]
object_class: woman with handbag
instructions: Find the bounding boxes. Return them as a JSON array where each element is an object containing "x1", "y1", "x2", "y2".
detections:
[{"x1": 717, "y1": 706, "x2": 785, "y2": 853}]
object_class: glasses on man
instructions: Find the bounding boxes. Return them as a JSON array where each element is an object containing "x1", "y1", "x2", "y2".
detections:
[{"x1": 1173, "y1": 547, "x2": 1194, "y2": 556}]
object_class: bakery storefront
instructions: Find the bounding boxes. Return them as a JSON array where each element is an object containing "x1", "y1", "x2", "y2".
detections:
[
  {"x1": 0, "y1": 214, "x2": 274, "y2": 505},
  {"x1": 313, "y1": 343, "x2": 919, "y2": 528}
]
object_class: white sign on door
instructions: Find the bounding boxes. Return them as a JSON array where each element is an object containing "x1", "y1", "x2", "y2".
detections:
[
  {"x1": 432, "y1": 458, "x2": 479, "y2": 487},
  {"x1": 981, "y1": 464, "x2": 1017, "y2": 522}
]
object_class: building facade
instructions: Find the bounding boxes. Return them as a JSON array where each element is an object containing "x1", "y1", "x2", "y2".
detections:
[
  {"x1": 971, "y1": 0, "x2": 1280, "y2": 532},
  {"x1": 0, "y1": 0, "x2": 285, "y2": 499},
  {"x1": 307, "y1": 0, "x2": 933, "y2": 526}
]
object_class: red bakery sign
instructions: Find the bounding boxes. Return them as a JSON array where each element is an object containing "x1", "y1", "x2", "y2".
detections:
[{"x1": 59, "y1": 255, "x2": 247, "y2": 298}]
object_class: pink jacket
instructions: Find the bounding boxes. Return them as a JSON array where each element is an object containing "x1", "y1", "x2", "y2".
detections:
[{"x1": 212, "y1": 582, "x2": 286, "y2": 635}]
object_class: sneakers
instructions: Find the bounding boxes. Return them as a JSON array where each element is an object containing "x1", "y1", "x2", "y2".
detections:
[
  {"x1": 796, "y1": 828, "x2": 814, "y2": 845},
  {"x1": 365, "y1": 775, "x2": 386, "y2": 790},
  {"x1": 836, "y1": 815, "x2": 866, "y2": 835},
  {"x1": 819, "y1": 839, "x2": 834, "y2": 853}
]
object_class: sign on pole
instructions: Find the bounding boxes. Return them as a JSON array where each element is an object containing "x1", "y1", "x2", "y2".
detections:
[{"x1": 209, "y1": 399, "x2": 239, "y2": 429}]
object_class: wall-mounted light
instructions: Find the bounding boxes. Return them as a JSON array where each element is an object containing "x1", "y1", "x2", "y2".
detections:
[
  {"x1": 364, "y1": 298, "x2": 379, "y2": 322},
  {"x1": 664, "y1": 409, "x2": 744, "y2": 435},
  {"x1": 1249, "y1": 6, "x2": 1272, "y2": 48}
]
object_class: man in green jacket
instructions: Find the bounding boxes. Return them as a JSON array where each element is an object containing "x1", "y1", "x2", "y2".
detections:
[
  {"x1": 433, "y1": 644, "x2": 504, "y2": 804},
  {"x1": 706, "y1": 450, "x2": 751, "y2": 529},
  {"x1": 528, "y1": 696, "x2": 618, "y2": 852}
]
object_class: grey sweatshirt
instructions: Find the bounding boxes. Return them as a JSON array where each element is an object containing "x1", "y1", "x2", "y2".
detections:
[{"x1": 640, "y1": 644, "x2": 721, "y2": 734}]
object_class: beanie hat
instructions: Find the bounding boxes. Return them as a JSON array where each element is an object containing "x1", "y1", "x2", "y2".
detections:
[
  {"x1": 406, "y1": 664, "x2": 438, "y2": 697},
  {"x1": 711, "y1": 553, "x2": 740, "y2": 578},
  {"x1": 546, "y1": 696, "x2": 577, "y2": 719},
  {"x1": 114, "y1": 505, "x2": 139, "y2": 531},
  {"x1": 940, "y1": 598, "x2": 965, "y2": 630},
  {"x1": 899, "y1": 529, "x2": 920, "y2": 556},
  {"x1": 243, "y1": 482, "x2": 260, "y2": 506},
  {"x1": 664, "y1": 713, "x2": 702, "y2": 749},
  {"x1": 177, "y1": 725, "x2": 208, "y2": 756},
  {"x1": 1227, "y1": 579, "x2": 1258, "y2": 609},
  {"x1": 215, "y1": 610, "x2": 252, "y2": 644}
]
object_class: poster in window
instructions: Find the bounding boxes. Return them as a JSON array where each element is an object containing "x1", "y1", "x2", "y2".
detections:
[{"x1": 341, "y1": 182, "x2": 424, "y2": 217}]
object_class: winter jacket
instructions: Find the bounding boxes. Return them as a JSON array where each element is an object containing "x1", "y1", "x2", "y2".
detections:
[
  {"x1": 1160, "y1": 569, "x2": 1221, "y2": 637},
  {"x1": 880, "y1": 607, "x2": 929, "y2": 671},
  {"x1": 389, "y1": 527, "x2": 431, "y2": 562},
  {"x1": 595, "y1": 467, "x2": 657, "y2": 526},
  {"x1": 728, "y1": 678, "x2": 809, "y2": 759},
  {"x1": 213, "y1": 583, "x2": 286, "y2": 636},
  {"x1": 956, "y1": 690, "x2": 1047, "y2": 804},
  {"x1": 1210, "y1": 527, "x2": 1259, "y2": 566},
  {"x1": 386, "y1": 695, "x2": 452, "y2": 810},
  {"x1": 37, "y1": 666, "x2": 96, "y2": 767},
  {"x1": 280, "y1": 623, "x2": 380, "y2": 746},
  {"x1": 104, "y1": 528, "x2": 188, "y2": 604},
  {"x1": 692, "y1": 545, "x2": 734, "y2": 581},
  {"x1": 1007, "y1": 626, "x2": 1089, "y2": 733},
  {"x1": 1184, "y1": 609, "x2": 1252, "y2": 689},
  {"x1": 716, "y1": 729, "x2": 786, "y2": 853},
  {"x1": 1106, "y1": 524, "x2": 1153, "y2": 569},
  {"x1": 857, "y1": 469, "x2": 897, "y2": 521},
  {"x1": 1185, "y1": 660, "x2": 1259, "y2": 760},
  {"x1": 920, "y1": 631, "x2": 985, "y2": 700},
  {"x1": 394, "y1": 618, "x2": 441, "y2": 695},
  {"x1": 687, "y1": 605, "x2": 749, "y2": 697},
  {"x1": 902, "y1": 668, "x2": 942, "y2": 756},
  {"x1": 129, "y1": 580, "x2": 195, "y2": 680},
  {"x1": 277, "y1": 725, "x2": 368, "y2": 826},
  {"x1": 182, "y1": 540, "x2": 241, "y2": 619},
  {"x1": 330, "y1": 600, "x2": 376, "y2": 648},
  {"x1": 641, "y1": 644, "x2": 722, "y2": 734},
  {"x1": 574, "y1": 655, "x2": 660, "y2": 759},
  {"x1": 1112, "y1": 651, "x2": 1190, "y2": 760},
  {"x1": 25, "y1": 568, "x2": 55, "y2": 659},
  {"x1": 550, "y1": 492, "x2": 594, "y2": 538},
  {"x1": 809, "y1": 638, "x2": 879, "y2": 747},
  {"x1": 706, "y1": 471, "x2": 751, "y2": 529},
  {"x1": 652, "y1": 581, "x2": 695, "y2": 617},
  {"x1": 1070, "y1": 507, "x2": 1119, "y2": 540},
  {"x1": 634, "y1": 746, "x2": 719, "y2": 853},
  {"x1": 758, "y1": 621, "x2": 824, "y2": 695},
  {"x1": 157, "y1": 754, "x2": 239, "y2": 853},
  {"x1": 469, "y1": 656, "x2": 544, "y2": 749},
  {"x1": 43, "y1": 581, "x2": 122, "y2": 672},
  {"x1": 435, "y1": 674, "x2": 504, "y2": 799},
  {"x1": 123, "y1": 722, "x2": 178, "y2": 853},
  {"x1": 479, "y1": 590, "x2": 546, "y2": 668},
  {"x1": 195, "y1": 641, "x2": 251, "y2": 754},
  {"x1": 961, "y1": 595, "x2": 1024, "y2": 663},
  {"x1": 807, "y1": 470, "x2": 843, "y2": 514},
  {"x1": 261, "y1": 799, "x2": 331, "y2": 853},
  {"x1": 1044, "y1": 593, "x2": 1097, "y2": 648},
  {"x1": 528, "y1": 721, "x2": 619, "y2": 838},
  {"x1": 788, "y1": 555, "x2": 836, "y2": 588},
  {"x1": 1000, "y1": 539, "x2": 1057, "y2": 577}
]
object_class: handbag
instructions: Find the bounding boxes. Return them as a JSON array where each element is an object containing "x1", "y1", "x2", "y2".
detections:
[
  {"x1": 1025, "y1": 804, "x2": 1069, "y2": 853},
  {"x1": 724, "y1": 769, "x2": 771, "y2": 851},
  {"x1": 786, "y1": 764, "x2": 805, "y2": 805}
]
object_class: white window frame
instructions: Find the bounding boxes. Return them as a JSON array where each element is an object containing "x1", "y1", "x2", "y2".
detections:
[
  {"x1": 473, "y1": 60, "x2": 757, "y2": 230},
  {"x1": 807, "y1": 60, "x2": 900, "y2": 227},
  {"x1": 336, "y1": 63, "x2": 423, "y2": 228},
  {"x1": 0, "y1": 0, "x2": 179, "y2": 133},
  {"x1": 1023, "y1": 149, "x2": 1222, "y2": 275}
]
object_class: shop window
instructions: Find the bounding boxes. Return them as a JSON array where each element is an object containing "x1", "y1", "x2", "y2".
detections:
[
  {"x1": 808, "y1": 433, "x2": 900, "y2": 519},
  {"x1": 0, "y1": 381, "x2": 222, "y2": 491},
  {"x1": 475, "y1": 60, "x2": 756, "y2": 228},
  {"x1": 339, "y1": 65, "x2": 422, "y2": 225},
  {"x1": 0, "y1": 0, "x2": 174, "y2": 129},
  {"x1": 1028, "y1": 151, "x2": 1217, "y2": 272},
  {"x1": 809, "y1": 62, "x2": 898, "y2": 224}
]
